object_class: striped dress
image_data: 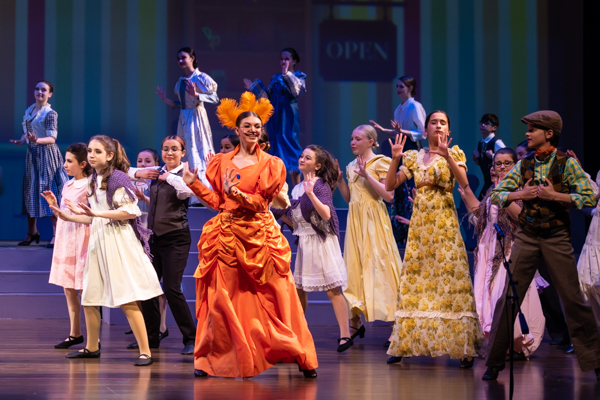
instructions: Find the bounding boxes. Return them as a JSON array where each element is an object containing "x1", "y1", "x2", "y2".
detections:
[{"x1": 21, "y1": 103, "x2": 68, "y2": 218}]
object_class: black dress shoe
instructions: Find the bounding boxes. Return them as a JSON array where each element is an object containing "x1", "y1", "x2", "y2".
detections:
[
  {"x1": 18, "y1": 233, "x2": 40, "y2": 246},
  {"x1": 337, "y1": 337, "x2": 354, "y2": 353},
  {"x1": 159, "y1": 329, "x2": 169, "y2": 341},
  {"x1": 482, "y1": 365, "x2": 505, "y2": 381},
  {"x1": 460, "y1": 358, "x2": 474, "y2": 369},
  {"x1": 387, "y1": 356, "x2": 402, "y2": 364},
  {"x1": 181, "y1": 344, "x2": 194, "y2": 355},
  {"x1": 134, "y1": 354, "x2": 153, "y2": 366},
  {"x1": 54, "y1": 335, "x2": 84, "y2": 349},
  {"x1": 66, "y1": 348, "x2": 100, "y2": 359},
  {"x1": 565, "y1": 345, "x2": 574, "y2": 354},
  {"x1": 194, "y1": 369, "x2": 208, "y2": 377},
  {"x1": 549, "y1": 337, "x2": 570, "y2": 345},
  {"x1": 302, "y1": 369, "x2": 318, "y2": 378},
  {"x1": 350, "y1": 325, "x2": 365, "y2": 340},
  {"x1": 505, "y1": 351, "x2": 527, "y2": 361}
]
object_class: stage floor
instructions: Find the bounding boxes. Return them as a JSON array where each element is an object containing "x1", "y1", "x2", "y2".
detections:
[{"x1": 0, "y1": 320, "x2": 598, "y2": 399}]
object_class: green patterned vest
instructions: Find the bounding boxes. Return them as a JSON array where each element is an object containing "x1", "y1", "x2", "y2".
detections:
[{"x1": 518, "y1": 151, "x2": 571, "y2": 236}]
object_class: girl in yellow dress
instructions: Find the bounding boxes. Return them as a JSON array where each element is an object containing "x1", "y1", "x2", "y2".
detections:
[
  {"x1": 384, "y1": 111, "x2": 483, "y2": 367},
  {"x1": 336, "y1": 125, "x2": 403, "y2": 341}
]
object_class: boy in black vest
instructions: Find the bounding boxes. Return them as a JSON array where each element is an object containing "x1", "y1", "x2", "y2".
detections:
[
  {"x1": 483, "y1": 110, "x2": 600, "y2": 381},
  {"x1": 473, "y1": 114, "x2": 506, "y2": 199}
]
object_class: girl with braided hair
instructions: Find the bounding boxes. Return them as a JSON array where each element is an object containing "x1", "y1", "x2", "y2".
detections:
[
  {"x1": 459, "y1": 148, "x2": 546, "y2": 360},
  {"x1": 272, "y1": 145, "x2": 350, "y2": 352},
  {"x1": 50, "y1": 135, "x2": 162, "y2": 366}
]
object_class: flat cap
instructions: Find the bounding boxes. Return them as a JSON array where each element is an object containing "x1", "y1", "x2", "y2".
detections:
[{"x1": 521, "y1": 110, "x2": 562, "y2": 133}]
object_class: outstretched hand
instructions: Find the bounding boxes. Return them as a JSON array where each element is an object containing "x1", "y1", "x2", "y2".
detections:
[
  {"x1": 243, "y1": 78, "x2": 253, "y2": 90},
  {"x1": 9, "y1": 138, "x2": 26, "y2": 145},
  {"x1": 184, "y1": 80, "x2": 198, "y2": 97},
  {"x1": 429, "y1": 132, "x2": 452, "y2": 159},
  {"x1": 303, "y1": 172, "x2": 318, "y2": 196},
  {"x1": 40, "y1": 191, "x2": 58, "y2": 208},
  {"x1": 369, "y1": 120, "x2": 384, "y2": 131},
  {"x1": 77, "y1": 202, "x2": 97, "y2": 217},
  {"x1": 388, "y1": 134, "x2": 407, "y2": 160},
  {"x1": 49, "y1": 205, "x2": 70, "y2": 222},
  {"x1": 354, "y1": 155, "x2": 368, "y2": 178},
  {"x1": 333, "y1": 159, "x2": 344, "y2": 182},
  {"x1": 64, "y1": 199, "x2": 86, "y2": 215},
  {"x1": 205, "y1": 152, "x2": 215, "y2": 165},
  {"x1": 136, "y1": 169, "x2": 160, "y2": 180},
  {"x1": 390, "y1": 120, "x2": 403, "y2": 135},
  {"x1": 182, "y1": 162, "x2": 198, "y2": 185},
  {"x1": 223, "y1": 167, "x2": 241, "y2": 194}
]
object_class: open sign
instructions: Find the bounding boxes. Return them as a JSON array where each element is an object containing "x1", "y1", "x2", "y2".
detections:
[{"x1": 319, "y1": 20, "x2": 397, "y2": 81}]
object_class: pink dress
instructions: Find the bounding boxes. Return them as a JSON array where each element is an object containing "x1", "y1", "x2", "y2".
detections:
[
  {"x1": 473, "y1": 199, "x2": 546, "y2": 358},
  {"x1": 48, "y1": 177, "x2": 90, "y2": 290}
]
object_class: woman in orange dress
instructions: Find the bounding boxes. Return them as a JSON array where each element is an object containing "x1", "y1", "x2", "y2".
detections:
[{"x1": 182, "y1": 98, "x2": 318, "y2": 378}]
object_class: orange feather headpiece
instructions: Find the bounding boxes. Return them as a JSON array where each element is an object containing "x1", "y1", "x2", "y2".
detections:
[{"x1": 216, "y1": 92, "x2": 274, "y2": 130}]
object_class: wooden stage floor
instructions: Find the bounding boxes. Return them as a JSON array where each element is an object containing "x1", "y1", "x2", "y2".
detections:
[{"x1": 0, "y1": 320, "x2": 598, "y2": 400}]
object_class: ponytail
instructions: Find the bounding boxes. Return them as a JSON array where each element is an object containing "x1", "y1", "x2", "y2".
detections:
[{"x1": 87, "y1": 135, "x2": 131, "y2": 198}]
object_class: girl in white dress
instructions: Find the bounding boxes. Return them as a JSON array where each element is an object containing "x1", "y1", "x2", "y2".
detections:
[
  {"x1": 51, "y1": 135, "x2": 163, "y2": 366},
  {"x1": 156, "y1": 47, "x2": 219, "y2": 191},
  {"x1": 272, "y1": 145, "x2": 350, "y2": 352}
]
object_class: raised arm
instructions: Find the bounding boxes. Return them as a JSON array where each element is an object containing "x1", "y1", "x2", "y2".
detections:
[
  {"x1": 355, "y1": 156, "x2": 394, "y2": 203},
  {"x1": 429, "y1": 135, "x2": 468, "y2": 189},
  {"x1": 156, "y1": 85, "x2": 176, "y2": 108},
  {"x1": 303, "y1": 173, "x2": 331, "y2": 221},
  {"x1": 334, "y1": 159, "x2": 350, "y2": 204},
  {"x1": 385, "y1": 134, "x2": 409, "y2": 191},
  {"x1": 281, "y1": 71, "x2": 306, "y2": 98},
  {"x1": 182, "y1": 162, "x2": 221, "y2": 209}
]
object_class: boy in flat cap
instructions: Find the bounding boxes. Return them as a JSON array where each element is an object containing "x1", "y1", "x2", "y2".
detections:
[{"x1": 483, "y1": 110, "x2": 600, "y2": 381}]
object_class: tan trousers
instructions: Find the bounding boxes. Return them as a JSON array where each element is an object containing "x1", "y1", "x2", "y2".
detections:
[{"x1": 486, "y1": 227, "x2": 600, "y2": 371}]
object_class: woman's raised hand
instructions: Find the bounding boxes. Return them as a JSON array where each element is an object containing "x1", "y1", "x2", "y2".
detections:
[
  {"x1": 26, "y1": 132, "x2": 38, "y2": 143},
  {"x1": 205, "y1": 152, "x2": 215, "y2": 165},
  {"x1": 282, "y1": 60, "x2": 290, "y2": 75},
  {"x1": 390, "y1": 120, "x2": 403, "y2": 135},
  {"x1": 77, "y1": 202, "x2": 97, "y2": 217},
  {"x1": 184, "y1": 80, "x2": 198, "y2": 97},
  {"x1": 430, "y1": 132, "x2": 452, "y2": 159},
  {"x1": 9, "y1": 138, "x2": 26, "y2": 145},
  {"x1": 388, "y1": 134, "x2": 407, "y2": 160},
  {"x1": 223, "y1": 167, "x2": 240, "y2": 194},
  {"x1": 369, "y1": 120, "x2": 384, "y2": 131},
  {"x1": 64, "y1": 199, "x2": 86, "y2": 215},
  {"x1": 49, "y1": 205, "x2": 71, "y2": 222},
  {"x1": 40, "y1": 190, "x2": 58, "y2": 208},
  {"x1": 133, "y1": 186, "x2": 147, "y2": 202},
  {"x1": 354, "y1": 155, "x2": 368, "y2": 178},
  {"x1": 182, "y1": 162, "x2": 198, "y2": 185},
  {"x1": 303, "y1": 172, "x2": 318, "y2": 196},
  {"x1": 243, "y1": 78, "x2": 253, "y2": 90},
  {"x1": 156, "y1": 85, "x2": 167, "y2": 102}
]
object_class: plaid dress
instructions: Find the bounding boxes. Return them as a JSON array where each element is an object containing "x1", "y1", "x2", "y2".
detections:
[{"x1": 21, "y1": 104, "x2": 68, "y2": 218}]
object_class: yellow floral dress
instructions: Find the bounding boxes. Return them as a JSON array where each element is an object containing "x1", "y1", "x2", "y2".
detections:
[
  {"x1": 343, "y1": 155, "x2": 403, "y2": 322},
  {"x1": 388, "y1": 146, "x2": 483, "y2": 359}
]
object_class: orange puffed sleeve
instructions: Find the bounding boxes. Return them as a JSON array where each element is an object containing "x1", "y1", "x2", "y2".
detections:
[
  {"x1": 187, "y1": 153, "x2": 224, "y2": 209},
  {"x1": 227, "y1": 156, "x2": 287, "y2": 213}
]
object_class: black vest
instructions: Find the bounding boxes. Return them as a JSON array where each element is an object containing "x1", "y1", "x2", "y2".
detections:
[
  {"x1": 518, "y1": 151, "x2": 571, "y2": 236},
  {"x1": 477, "y1": 136, "x2": 499, "y2": 188},
  {"x1": 148, "y1": 169, "x2": 189, "y2": 237}
]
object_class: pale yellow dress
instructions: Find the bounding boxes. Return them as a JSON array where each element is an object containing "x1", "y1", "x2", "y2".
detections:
[
  {"x1": 343, "y1": 155, "x2": 403, "y2": 321},
  {"x1": 388, "y1": 146, "x2": 483, "y2": 359}
]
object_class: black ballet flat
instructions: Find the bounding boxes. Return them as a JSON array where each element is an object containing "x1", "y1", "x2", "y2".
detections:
[
  {"x1": 54, "y1": 335, "x2": 84, "y2": 349},
  {"x1": 383, "y1": 341, "x2": 391, "y2": 348},
  {"x1": 482, "y1": 365, "x2": 505, "y2": 381},
  {"x1": 127, "y1": 341, "x2": 139, "y2": 349},
  {"x1": 134, "y1": 354, "x2": 153, "y2": 367},
  {"x1": 386, "y1": 356, "x2": 402, "y2": 364},
  {"x1": 302, "y1": 369, "x2": 318, "y2": 378},
  {"x1": 565, "y1": 345, "x2": 575, "y2": 354},
  {"x1": 159, "y1": 329, "x2": 169, "y2": 341},
  {"x1": 18, "y1": 233, "x2": 40, "y2": 246},
  {"x1": 66, "y1": 348, "x2": 100, "y2": 359},
  {"x1": 350, "y1": 325, "x2": 365, "y2": 340},
  {"x1": 337, "y1": 337, "x2": 354, "y2": 353},
  {"x1": 460, "y1": 358, "x2": 474, "y2": 369},
  {"x1": 125, "y1": 329, "x2": 133, "y2": 335},
  {"x1": 194, "y1": 369, "x2": 208, "y2": 377}
]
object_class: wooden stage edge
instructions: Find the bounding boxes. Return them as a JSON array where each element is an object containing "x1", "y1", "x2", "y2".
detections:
[{"x1": 0, "y1": 319, "x2": 598, "y2": 400}]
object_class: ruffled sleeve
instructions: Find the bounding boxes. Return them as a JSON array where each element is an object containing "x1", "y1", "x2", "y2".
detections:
[
  {"x1": 112, "y1": 187, "x2": 141, "y2": 217},
  {"x1": 400, "y1": 150, "x2": 418, "y2": 180},
  {"x1": 371, "y1": 156, "x2": 391, "y2": 181},
  {"x1": 449, "y1": 145, "x2": 467, "y2": 171},
  {"x1": 188, "y1": 153, "x2": 223, "y2": 209},
  {"x1": 228, "y1": 156, "x2": 286, "y2": 212}
]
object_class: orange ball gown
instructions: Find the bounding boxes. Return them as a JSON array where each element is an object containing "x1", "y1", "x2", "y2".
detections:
[{"x1": 187, "y1": 145, "x2": 318, "y2": 377}]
